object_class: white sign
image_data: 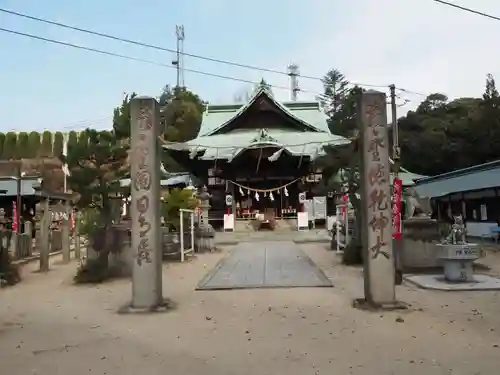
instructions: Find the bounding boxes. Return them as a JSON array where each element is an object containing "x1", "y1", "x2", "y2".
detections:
[
  {"x1": 480, "y1": 204, "x2": 488, "y2": 220},
  {"x1": 313, "y1": 196, "x2": 327, "y2": 219},
  {"x1": 223, "y1": 214, "x2": 234, "y2": 231},
  {"x1": 297, "y1": 212, "x2": 309, "y2": 231},
  {"x1": 298, "y1": 192, "x2": 307, "y2": 203},
  {"x1": 225, "y1": 195, "x2": 233, "y2": 206}
]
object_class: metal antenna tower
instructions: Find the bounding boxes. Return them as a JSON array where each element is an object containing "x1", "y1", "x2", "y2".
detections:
[
  {"x1": 287, "y1": 63, "x2": 300, "y2": 101},
  {"x1": 172, "y1": 25, "x2": 185, "y2": 89}
]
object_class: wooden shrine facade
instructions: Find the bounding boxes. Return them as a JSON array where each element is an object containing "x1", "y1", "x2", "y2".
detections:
[{"x1": 162, "y1": 85, "x2": 351, "y2": 225}]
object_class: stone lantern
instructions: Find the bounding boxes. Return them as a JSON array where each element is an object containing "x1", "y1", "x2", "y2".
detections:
[{"x1": 196, "y1": 185, "x2": 215, "y2": 252}]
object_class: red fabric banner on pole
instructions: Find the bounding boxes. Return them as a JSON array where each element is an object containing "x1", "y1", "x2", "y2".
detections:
[
  {"x1": 12, "y1": 202, "x2": 18, "y2": 233},
  {"x1": 392, "y1": 178, "x2": 403, "y2": 240},
  {"x1": 342, "y1": 194, "x2": 349, "y2": 216}
]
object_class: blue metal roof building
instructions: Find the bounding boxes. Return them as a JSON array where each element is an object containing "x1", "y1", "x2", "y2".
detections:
[
  {"x1": 414, "y1": 160, "x2": 500, "y2": 238},
  {"x1": 414, "y1": 160, "x2": 500, "y2": 198}
]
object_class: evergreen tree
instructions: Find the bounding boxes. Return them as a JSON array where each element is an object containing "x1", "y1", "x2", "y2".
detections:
[
  {"x1": 68, "y1": 131, "x2": 78, "y2": 156},
  {"x1": 77, "y1": 131, "x2": 89, "y2": 149},
  {"x1": 16, "y1": 132, "x2": 29, "y2": 158},
  {"x1": 2, "y1": 132, "x2": 18, "y2": 160},
  {"x1": 27, "y1": 131, "x2": 41, "y2": 158},
  {"x1": 39, "y1": 131, "x2": 53, "y2": 157},
  {"x1": 53, "y1": 132, "x2": 64, "y2": 157},
  {"x1": 61, "y1": 129, "x2": 128, "y2": 267},
  {"x1": 0, "y1": 133, "x2": 6, "y2": 160}
]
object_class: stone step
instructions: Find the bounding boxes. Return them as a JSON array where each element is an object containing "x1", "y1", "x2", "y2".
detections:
[{"x1": 233, "y1": 219, "x2": 298, "y2": 232}]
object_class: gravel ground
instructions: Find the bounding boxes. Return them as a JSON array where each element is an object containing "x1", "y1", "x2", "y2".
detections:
[{"x1": 1, "y1": 244, "x2": 499, "y2": 375}]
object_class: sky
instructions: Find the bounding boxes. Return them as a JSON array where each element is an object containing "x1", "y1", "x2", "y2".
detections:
[{"x1": 1, "y1": 0, "x2": 499, "y2": 133}]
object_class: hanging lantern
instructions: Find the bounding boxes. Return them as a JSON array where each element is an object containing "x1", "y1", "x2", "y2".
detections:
[
  {"x1": 255, "y1": 192, "x2": 260, "y2": 201},
  {"x1": 239, "y1": 186, "x2": 244, "y2": 195},
  {"x1": 247, "y1": 189, "x2": 250, "y2": 195},
  {"x1": 270, "y1": 192, "x2": 274, "y2": 201},
  {"x1": 264, "y1": 192, "x2": 267, "y2": 197},
  {"x1": 284, "y1": 187, "x2": 289, "y2": 197}
]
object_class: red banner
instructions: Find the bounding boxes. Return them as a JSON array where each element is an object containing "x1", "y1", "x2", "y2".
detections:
[
  {"x1": 342, "y1": 194, "x2": 349, "y2": 216},
  {"x1": 12, "y1": 202, "x2": 18, "y2": 233},
  {"x1": 392, "y1": 178, "x2": 403, "y2": 240}
]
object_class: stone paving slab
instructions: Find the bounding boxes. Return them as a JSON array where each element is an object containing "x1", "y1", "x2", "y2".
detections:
[
  {"x1": 405, "y1": 274, "x2": 500, "y2": 291},
  {"x1": 197, "y1": 241, "x2": 333, "y2": 290}
]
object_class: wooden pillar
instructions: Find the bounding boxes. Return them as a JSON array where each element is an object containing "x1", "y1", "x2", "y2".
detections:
[
  {"x1": 74, "y1": 210, "x2": 81, "y2": 260},
  {"x1": 36, "y1": 200, "x2": 50, "y2": 272},
  {"x1": 279, "y1": 179, "x2": 283, "y2": 219},
  {"x1": 230, "y1": 181, "x2": 236, "y2": 217},
  {"x1": 61, "y1": 200, "x2": 71, "y2": 263}
]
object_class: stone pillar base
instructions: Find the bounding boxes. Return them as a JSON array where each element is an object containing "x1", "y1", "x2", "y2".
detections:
[
  {"x1": 117, "y1": 298, "x2": 176, "y2": 314},
  {"x1": 352, "y1": 298, "x2": 408, "y2": 311}
]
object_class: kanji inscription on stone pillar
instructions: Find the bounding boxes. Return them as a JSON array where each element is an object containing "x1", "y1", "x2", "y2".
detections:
[
  {"x1": 129, "y1": 96, "x2": 163, "y2": 310},
  {"x1": 360, "y1": 90, "x2": 395, "y2": 305}
]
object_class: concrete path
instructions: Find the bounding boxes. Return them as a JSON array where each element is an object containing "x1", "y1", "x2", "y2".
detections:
[{"x1": 197, "y1": 241, "x2": 332, "y2": 290}]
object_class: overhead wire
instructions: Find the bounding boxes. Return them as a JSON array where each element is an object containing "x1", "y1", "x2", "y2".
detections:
[
  {"x1": 431, "y1": 0, "x2": 500, "y2": 22},
  {"x1": 0, "y1": 26, "x2": 323, "y2": 96},
  {"x1": 5, "y1": 116, "x2": 112, "y2": 133},
  {"x1": 0, "y1": 7, "x2": 389, "y2": 89}
]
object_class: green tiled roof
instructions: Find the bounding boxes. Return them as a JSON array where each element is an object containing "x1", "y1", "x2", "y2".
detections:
[
  {"x1": 164, "y1": 128, "x2": 350, "y2": 161},
  {"x1": 163, "y1": 85, "x2": 348, "y2": 161},
  {"x1": 199, "y1": 87, "x2": 330, "y2": 136}
]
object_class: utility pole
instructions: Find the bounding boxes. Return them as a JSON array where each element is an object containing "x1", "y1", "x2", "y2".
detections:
[
  {"x1": 389, "y1": 84, "x2": 403, "y2": 285},
  {"x1": 287, "y1": 64, "x2": 300, "y2": 101}
]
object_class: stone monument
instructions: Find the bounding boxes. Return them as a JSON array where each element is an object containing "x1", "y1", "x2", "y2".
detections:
[
  {"x1": 35, "y1": 201, "x2": 50, "y2": 272},
  {"x1": 358, "y1": 90, "x2": 396, "y2": 307},
  {"x1": 196, "y1": 186, "x2": 215, "y2": 252},
  {"x1": 121, "y1": 96, "x2": 168, "y2": 313}
]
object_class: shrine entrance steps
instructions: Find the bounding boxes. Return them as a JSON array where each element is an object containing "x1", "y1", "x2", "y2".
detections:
[
  {"x1": 216, "y1": 227, "x2": 331, "y2": 245},
  {"x1": 233, "y1": 218, "x2": 297, "y2": 232},
  {"x1": 196, "y1": 241, "x2": 333, "y2": 290}
]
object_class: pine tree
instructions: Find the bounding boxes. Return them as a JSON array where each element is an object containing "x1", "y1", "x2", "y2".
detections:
[
  {"x1": 61, "y1": 129, "x2": 128, "y2": 267},
  {"x1": 16, "y1": 132, "x2": 29, "y2": 158},
  {"x1": 53, "y1": 132, "x2": 64, "y2": 157},
  {"x1": 39, "y1": 131, "x2": 53, "y2": 157},
  {"x1": 27, "y1": 131, "x2": 41, "y2": 158},
  {"x1": 2, "y1": 132, "x2": 18, "y2": 160}
]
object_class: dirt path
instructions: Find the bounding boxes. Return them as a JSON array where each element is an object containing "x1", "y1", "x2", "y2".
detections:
[{"x1": 1, "y1": 245, "x2": 499, "y2": 375}]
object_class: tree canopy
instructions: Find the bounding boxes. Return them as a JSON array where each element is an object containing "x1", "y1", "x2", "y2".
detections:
[
  {"x1": 62, "y1": 129, "x2": 128, "y2": 212},
  {"x1": 398, "y1": 73, "x2": 500, "y2": 176}
]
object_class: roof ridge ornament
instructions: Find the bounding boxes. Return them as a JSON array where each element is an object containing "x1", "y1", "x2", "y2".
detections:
[{"x1": 251, "y1": 128, "x2": 278, "y2": 143}]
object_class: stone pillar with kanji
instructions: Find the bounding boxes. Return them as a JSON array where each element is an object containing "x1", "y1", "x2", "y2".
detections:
[
  {"x1": 359, "y1": 90, "x2": 396, "y2": 306},
  {"x1": 120, "y1": 96, "x2": 167, "y2": 313}
]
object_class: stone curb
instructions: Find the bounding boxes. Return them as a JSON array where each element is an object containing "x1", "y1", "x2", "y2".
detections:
[{"x1": 12, "y1": 249, "x2": 76, "y2": 266}]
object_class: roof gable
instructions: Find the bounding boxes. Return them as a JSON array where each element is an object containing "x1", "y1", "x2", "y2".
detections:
[{"x1": 199, "y1": 87, "x2": 330, "y2": 136}]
